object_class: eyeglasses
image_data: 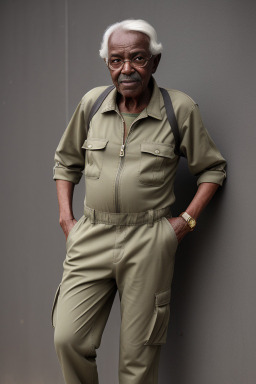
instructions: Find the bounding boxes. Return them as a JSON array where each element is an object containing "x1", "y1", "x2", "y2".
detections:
[{"x1": 107, "y1": 55, "x2": 152, "y2": 70}]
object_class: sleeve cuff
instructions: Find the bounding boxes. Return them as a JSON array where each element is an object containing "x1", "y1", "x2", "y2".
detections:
[
  {"x1": 197, "y1": 170, "x2": 226, "y2": 186},
  {"x1": 53, "y1": 167, "x2": 83, "y2": 185}
]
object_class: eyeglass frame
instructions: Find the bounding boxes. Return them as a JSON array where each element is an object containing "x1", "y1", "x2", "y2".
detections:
[{"x1": 106, "y1": 54, "x2": 153, "y2": 71}]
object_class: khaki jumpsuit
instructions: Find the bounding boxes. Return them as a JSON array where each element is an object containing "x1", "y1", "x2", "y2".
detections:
[{"x1": 52, "y1": 78, "x2": 226, "y2": 384}]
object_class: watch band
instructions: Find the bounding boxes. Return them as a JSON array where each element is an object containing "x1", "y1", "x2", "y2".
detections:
[{"x1": 179, "y1": 212, "x2": 197, "y2": 231}]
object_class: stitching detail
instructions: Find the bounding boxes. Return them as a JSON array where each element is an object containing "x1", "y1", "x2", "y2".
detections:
[{"x1": 180, "y1": 103, "x2": 197, "y2": 129}]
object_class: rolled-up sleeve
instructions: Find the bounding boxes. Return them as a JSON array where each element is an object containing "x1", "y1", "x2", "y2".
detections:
[
  {"x1": 53, "y1": 101, "x2": 87, "y2": 184},
  {"x1": 180, "y1": 105, "x2": 226, "y2": 186}
]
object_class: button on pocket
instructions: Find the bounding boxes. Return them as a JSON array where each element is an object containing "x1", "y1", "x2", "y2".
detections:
[
  {"x1": 82, "y1": 138, "x2": 108, "y2": 179},
  {"x1": 139, "y1": 142, "x2": 176, "y2": 186},
  {"x1": 144, "y1": 289, "x2": 171, "y2": 345}
]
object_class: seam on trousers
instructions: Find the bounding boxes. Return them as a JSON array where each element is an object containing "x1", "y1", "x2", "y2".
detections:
[
  {"x1": 113, "y1": 226, "x2": 127, "y2": 263},
  {"x1": 90, "y1": 322, "x2": 98, "y2": 384},
  {"x1": 90, "y1": 322, "x2": 96, "y2": 356}
]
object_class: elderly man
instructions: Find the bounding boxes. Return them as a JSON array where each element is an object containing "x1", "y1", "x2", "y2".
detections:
[{"x1": 52, "y1": 19, "x2": 226, "y2": 384}]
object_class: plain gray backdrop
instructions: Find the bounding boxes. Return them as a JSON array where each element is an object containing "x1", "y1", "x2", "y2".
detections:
[{"x1": 1, "y1": 0, "x2": 255, "y2": 383}]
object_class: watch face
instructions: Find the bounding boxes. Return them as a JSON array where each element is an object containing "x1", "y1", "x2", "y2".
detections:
[{"x1": 188, "y1": 218, "x2": 196, "y2": 228}]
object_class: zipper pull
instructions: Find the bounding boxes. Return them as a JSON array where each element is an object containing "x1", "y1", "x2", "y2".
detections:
[{"x1": 120, "y1": 144, "x2": 125, "y2": 157}]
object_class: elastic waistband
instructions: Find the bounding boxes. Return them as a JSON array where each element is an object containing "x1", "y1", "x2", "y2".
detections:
[{"x1": 84, "y1": 206, "x2": 172, "y2": 227}]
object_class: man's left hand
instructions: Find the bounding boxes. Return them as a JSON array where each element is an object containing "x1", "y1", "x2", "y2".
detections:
[{"x1": 167, "y1": 217, "x2": 191, "y2": 243}]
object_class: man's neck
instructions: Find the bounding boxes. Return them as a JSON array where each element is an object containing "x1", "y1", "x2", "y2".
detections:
[{"x1": 117, "y1": 79, "x2": 153, "y2": 113}]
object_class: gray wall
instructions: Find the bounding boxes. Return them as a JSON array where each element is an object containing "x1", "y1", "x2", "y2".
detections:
[{"x1": 1, "y1": 0, "x2": 255, "y2": 383}]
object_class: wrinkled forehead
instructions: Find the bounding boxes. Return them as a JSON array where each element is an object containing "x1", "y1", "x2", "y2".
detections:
[{"x1": 108, "y1": 29, "x2": 150, "y2": 54}]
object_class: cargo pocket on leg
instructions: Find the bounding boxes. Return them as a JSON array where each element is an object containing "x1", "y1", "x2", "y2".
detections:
[
  {"x1": 144, "y1": 289, "x2": 171, "y2": 345},
  {"x1": 51, "y1": 284, "x2": 61, "y2": 328}
]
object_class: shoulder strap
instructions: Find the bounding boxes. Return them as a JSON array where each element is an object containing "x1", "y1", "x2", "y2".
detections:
[
  {"x1": 87, "y1": 85, "x2": 183, "y2": 157},
  {"x1": 87, "y1": 85, "x2": 115, "y2": 130},
  {"x1": 159, "y1": 87, "x2": 183, "y2": 157}
]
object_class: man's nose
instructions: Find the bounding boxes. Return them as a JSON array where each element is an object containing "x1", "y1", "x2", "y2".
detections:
[{"x1": 121, "y1": 60, "x2": 135, "y2": 74}]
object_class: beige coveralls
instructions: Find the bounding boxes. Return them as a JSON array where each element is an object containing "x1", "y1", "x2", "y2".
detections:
[{"x1": 52, "y1": 78, "x2": 226, "y2": 384}]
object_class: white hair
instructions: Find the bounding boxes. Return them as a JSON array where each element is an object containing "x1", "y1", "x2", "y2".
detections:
[{"x1": 99, "y1": 19, "x2": 163, "y2": 59}]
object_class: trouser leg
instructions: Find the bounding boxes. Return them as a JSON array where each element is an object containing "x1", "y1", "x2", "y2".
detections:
[
  {"x1": 52, "y1": 217, "x2": 117, "y2": 384},
  {"x1": 116, "y1": 218, "x2": 178, "y2": 384},
  {"x1": 52, "y1": 214, "x2": 178, "y2": 384}
]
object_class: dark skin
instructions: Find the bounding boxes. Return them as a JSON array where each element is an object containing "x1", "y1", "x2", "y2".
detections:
[
  {"x1": 106, "y1": 30, "x2": 160, "y2": 112},
  {"x1": 106, "y1": 30, "x2": 161, "y2": 141},
  {"x1": 57, "y1": 29, "x2": 219, "y2": 242}
]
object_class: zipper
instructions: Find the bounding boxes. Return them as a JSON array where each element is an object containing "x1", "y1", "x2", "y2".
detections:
[
  {"x1": 114, "y1": 117, "x2": 135, "y2": 213},
  {"x1": 120, "y1": 144, "x2": 125, "y2": 157}
]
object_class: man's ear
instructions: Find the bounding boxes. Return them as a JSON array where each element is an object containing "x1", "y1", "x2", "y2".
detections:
[{"x1": 152, "y1": 54, "x2": 161, "y2": 74}]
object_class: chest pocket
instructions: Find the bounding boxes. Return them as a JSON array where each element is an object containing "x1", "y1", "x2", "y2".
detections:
[
  {"x1": 139, "y1": 142, "x2": 176, "y2": 186},
  {"x1": 82, "y1": 138, "x2": 108, "y2": 179}
]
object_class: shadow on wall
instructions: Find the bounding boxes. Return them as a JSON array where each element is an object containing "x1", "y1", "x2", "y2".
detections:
[{"x1": 159, "y1": 157, "x2": 227, "y2": 383}]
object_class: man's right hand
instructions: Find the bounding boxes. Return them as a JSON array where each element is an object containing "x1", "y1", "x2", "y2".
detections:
[
  {"x1": 60, "y1": 218, "x2": 78, "y2": 240},
  {"x1": 56, "y1": 180, "x2": 77, "y2": 240}
]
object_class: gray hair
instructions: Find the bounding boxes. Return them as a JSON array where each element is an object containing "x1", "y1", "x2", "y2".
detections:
[{"x1": 99, "y1": 19, "x2": 163, "y2": 60}]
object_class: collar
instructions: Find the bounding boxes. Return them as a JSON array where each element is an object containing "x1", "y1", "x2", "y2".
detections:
[{"x1": 101, "y1": 77, "x2": 163, "y2": 120}]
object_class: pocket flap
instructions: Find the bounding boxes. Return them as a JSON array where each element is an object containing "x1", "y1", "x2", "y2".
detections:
[
  {"x1": 155, "y1": 289, "x2": 171, "y2": 306},
  {"x1": 141, "y1": 142, "x2": 175, "y2": 159},
  {"x1": 82, "y1": 138, "x2": 108, "y2": 150}
]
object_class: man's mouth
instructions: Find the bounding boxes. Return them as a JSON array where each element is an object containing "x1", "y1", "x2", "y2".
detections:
[{"x1": 120, "y1": 80, "x2": 138, "y2": 83}]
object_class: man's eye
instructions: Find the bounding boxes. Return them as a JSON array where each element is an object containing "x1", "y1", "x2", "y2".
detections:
[
  {"x1": 111, "y1": 58, "x2": 121, "y2": 63},
  {"x1": 134, "y1": 56, "x2": 144, "y2": 62}
]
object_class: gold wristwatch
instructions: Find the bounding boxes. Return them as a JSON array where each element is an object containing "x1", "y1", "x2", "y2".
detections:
[{"x1": 179, "y1": 212, "x2": 197, "y2": 231}]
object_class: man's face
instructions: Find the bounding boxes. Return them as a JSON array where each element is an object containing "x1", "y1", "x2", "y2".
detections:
[{"x1": 107, "y1": 29, "x2": 160, "y2": 99}]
